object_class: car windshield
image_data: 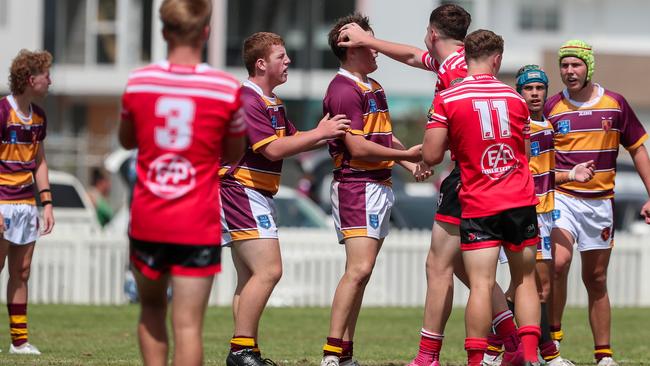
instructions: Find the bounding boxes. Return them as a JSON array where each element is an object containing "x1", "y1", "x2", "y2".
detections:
[
  {"x1": 274, "y1": 196, "x2": 328, "y2": 228},
  {"x1": 35, "y1": 183, "x2": 85, "y2": 208}
]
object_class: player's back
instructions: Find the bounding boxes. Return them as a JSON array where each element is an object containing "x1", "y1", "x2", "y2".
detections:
[
  {"x1": 121, "y1": 61, "x2": 241, "y2": 245},
  {"x1": 433, "y1": 74, "x2": 537, "y2": 218}
]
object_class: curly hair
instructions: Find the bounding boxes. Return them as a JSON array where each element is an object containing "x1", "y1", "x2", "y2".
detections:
[{"x1": 9, "y1": 49, "x2": 53, "y2": 95}]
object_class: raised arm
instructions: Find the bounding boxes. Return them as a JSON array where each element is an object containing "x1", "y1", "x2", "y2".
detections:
[{"x1": 337, "y1": 22, "x2": 430, "y2": 71}]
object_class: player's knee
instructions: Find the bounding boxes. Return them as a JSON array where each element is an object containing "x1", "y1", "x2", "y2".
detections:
[
  {"x1": 263, "y1": 263, "x2": 283, "y2": 285},
  {"x1": 582, "y1": 270, "x2": 608, "y2": 293},
  {"x1": 553, "y1": 257, "x2": 571, "y2": 276},
  {"x1": 346, "y1": 262, "x2": 375, "y2": 286},
  {"x1": 9, "y1": 265, "x2": 31, "y2": 282},
  {"x1": 538, "y1": 283, "x2": 552, "y2": 302},
  {"x1": 425, "y1": 256, "x2": 453, "y2": 278}
]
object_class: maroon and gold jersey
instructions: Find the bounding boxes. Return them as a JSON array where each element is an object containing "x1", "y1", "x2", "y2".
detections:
[
  {"x1": 121, "y1": 61, "x2": 244, "y2": 245},
  {"x1": 529, "y1": 119, "x2": 555, "y2": 213},
  {"x1": 0, "y1": 95, "x2": 47, "y2": 204},
  {"x1": 427, "y1": 74, "x2": 538, "y2": 218},
  {"x1": 544, "y1": 85, "x2": 648, "y2": 199},
  {"x1": 220, "y1": 80, "x2": 298, "y2": 196},
  {"x1": 323, "y1": 69, "x2": 393, "y2": 185}
]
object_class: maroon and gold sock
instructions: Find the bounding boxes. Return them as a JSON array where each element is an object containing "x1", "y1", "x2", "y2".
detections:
[
  {"x1": 230, "y1": 336, "x2": 256, "y2": 353},
  {"x1": 8, "y1": 303, "x2": 28, "y2": 347},
  {"x1": 493, "y1": 310, "x2": 518, "y2": 352},
  {"x1": 465, "y1": 337, "x2": 487, "y2": 366},
  {"x1": 540, "y1": 340, "x2": 560, "y2": 362},
  {"x1": 594, "y1": 344, "x2": 613, "y2": 362},
  {"x1": 323, "y1": 337, "x2": 343, "y2": 358},
  {"x1": 550, "y1": 324, "x2": 563, "y2": 343},
  {"x1": 486, "y1": 331, "x2": 503, "y2": 357},
  {"x1": 340, "y1": 340, "x2": 353, "y2": 363}
]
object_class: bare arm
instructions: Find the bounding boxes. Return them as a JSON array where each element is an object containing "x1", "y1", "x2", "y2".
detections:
[
  {"x1": 118, "y1": 119, "x2": 137, "y2": 150},
  {"x1": 422, "y1": 128, "x2": 448, "y2": 166},
  {"x1": 393, "y1": 136, "x2": 432, "y2": 181},
  {"x1": 345, "y1": 133, "x2": 421, "y2": 162},
  {"x1": 34, "y1": 144, "x2": 54, "y2": 235},
  {"x1": 259, "y1": 114, "x2": 350, "y2": 161},
  {"x1": 629, "y1": 144, "x2": 650, "y2": 223},
  {"x1": 337, "y1": 23, "x2": 429, "y2": 70}
]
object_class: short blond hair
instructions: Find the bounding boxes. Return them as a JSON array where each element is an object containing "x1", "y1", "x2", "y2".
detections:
[
  {"x1": 159, "y1": 0, "x2": 212, "y2": 46},
  {"x1": 9, "y1": 49, "x2": 53, "y2": 95}
]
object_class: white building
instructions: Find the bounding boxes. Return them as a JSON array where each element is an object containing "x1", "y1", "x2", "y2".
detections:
[{"x1": 1, "y1": 0, "x2": 649, "y2": 179}]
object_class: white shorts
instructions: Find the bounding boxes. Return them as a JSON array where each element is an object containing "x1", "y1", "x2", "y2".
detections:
[
  {"x1": 331, "y1": 181, "x2": 394, "y2": 244},
  {"x1": 553, "y1": 193, "x2": 614, "y2": 251},
  {"x1": 499, "y1": 211, "x2": 554, "y2": 263},
  {"x1": 220, "y1": 185, "x2": 278, "y2": 246},
  {"x1": 0, "y1": 204, "x2": 40, "y2": 245}
]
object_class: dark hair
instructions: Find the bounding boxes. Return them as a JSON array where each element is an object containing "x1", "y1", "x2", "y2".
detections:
[
  {"x1": 429, "y1": 4, "x2": 471, "y2": 41},
  {"x1": 328, "y1": 13, "x2": 372, "y2": 62},
  {"x1": 91, "y1": 167, "x2": 109, "y2": 186},
  {"x1": 242, "y1": 32, "x2": 285, "y2": 76},
  {"x1": 464, "y1": 29, "x2": 504, "y2": 61}
]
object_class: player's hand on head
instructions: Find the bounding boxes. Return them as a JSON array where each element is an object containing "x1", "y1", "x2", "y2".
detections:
[
  {"x1": 413, "y1": 161, "x2": 433, "y2": 182},
  {"x1": 641, "y1": 199, "x2": 650, "y2": 225},
  {"x1": 337, "y1": 23, "x2": 370, "y2": 48},
  {"x1": 317, "y1": 113, "x2": 351, "y2": 139}
]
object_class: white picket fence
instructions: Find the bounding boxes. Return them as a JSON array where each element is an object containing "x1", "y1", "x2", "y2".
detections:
[{"x1": 1, "y1": 227, "x2": 649, "y2": 307}]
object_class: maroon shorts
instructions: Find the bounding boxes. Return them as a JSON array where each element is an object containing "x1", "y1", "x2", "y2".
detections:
[{"x1": 129, "y1": 238, "x2": 221, "y2": 280}]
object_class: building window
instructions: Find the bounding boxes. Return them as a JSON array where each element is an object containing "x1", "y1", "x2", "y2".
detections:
[
  {"x1": 43, "y1": 0, "x2": 153, "y2": 65},
  {"x1": 0, "y1": 0, "x2": 7, "y2": 28},
  {"x1": 226, "y1": 0, "x2": 355, "y2": 70},
  {"x1": 519, "y1": 0, "x2": 560, "y2": 31}
]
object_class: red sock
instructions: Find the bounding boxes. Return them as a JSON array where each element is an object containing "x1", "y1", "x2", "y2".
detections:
[
  {"x1": 518, "y1": 325, "x2": 541, "y2": 362},
  {"x1": 230, "y1": 335, "x2": 255, "y2": 352},
  {"x1": 493, "y1": 310, "x2": 518, "y2": 352},
  {"x1": 486, "y1": 331, "x2": 503, "y2": 357},
  {"x1": 323, "y1": 337, "x2": 343, "y2": 358},
  {"x1": 340, "y1": 340, "x2": 353, "y2": 363},
  {"x1": 414, "y1": 329, "x2": 443, "y2": 365},
  {"x1": 540, "y1": 340, "x2": 560, "y2": 361},
  {"x1": 594, "y1": 344, "x2": 613, "y2": 362},
  {"x1": 8, "y1": 303, "x2": 28, "y2": 347},
  {"x1": 465, "y1": 337, "x2": 487, "y2": 366}
]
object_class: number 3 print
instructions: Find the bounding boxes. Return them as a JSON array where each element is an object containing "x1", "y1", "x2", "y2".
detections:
[{"x1": 155, "y1": 97, "x2": 196, "y2": 150}]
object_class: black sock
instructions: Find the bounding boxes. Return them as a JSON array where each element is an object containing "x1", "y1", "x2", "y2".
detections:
[
  {"x1": 540, "y1": 302, "x2": 552, "y2": 344},
  {"x1": 507, "y1": 299, "x2": 515, "y2": 314}
]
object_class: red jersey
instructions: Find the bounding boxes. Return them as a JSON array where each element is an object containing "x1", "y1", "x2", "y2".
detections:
[
  {"x1": 427, "y1": 74, "x2": 538, "y2": 218},
  {"x1": 121, "y1": 61, "x2": 244, "y2": 245},
  {"x1": 422, "y1": 46, "x2": 467, "y2": 96}
]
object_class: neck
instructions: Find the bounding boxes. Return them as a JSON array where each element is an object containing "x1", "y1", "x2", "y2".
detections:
[
  {"x1": 434, "y1": 39, "x2": 463, "y2": 64},
  {"x1": 467, "y1": 63, "x2": 495, "y2": 77},
  {"x1": 530, "y1": 111, "x2": 543, "y2": 121},
  {"x1": 248, "y1": 76, "x2": 277, "y2": 97},
  {"x1": 340, "y1": 63, "x2": 368, "y2": 82},
  {"x1": 567, "y1": 81, "x2": 596, "y2": 103},
  {"x1": 167, "y1": 45, "x2": 203, "y2": 66},
  {"x1": 12, "y1": 93, "x2": 33, "y2": 115}
]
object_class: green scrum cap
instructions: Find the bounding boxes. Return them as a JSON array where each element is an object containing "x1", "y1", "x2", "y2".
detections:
[{"x1": 558, "y1": 39, "x2": 594, "y2": 81}]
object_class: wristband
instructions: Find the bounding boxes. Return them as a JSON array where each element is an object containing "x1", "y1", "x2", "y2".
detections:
[
  {"x1": 41, "y1": 200, "x2": 52, "y2": 206},
  {"x1": 568, "y1": 167, "x2": 577, "y2": 181},
  {"x1": 39, "y1": 189, "x2": 52, "y2": 202}
]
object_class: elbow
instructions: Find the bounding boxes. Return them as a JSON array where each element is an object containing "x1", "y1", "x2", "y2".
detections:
[
  {"x1": 347, "y1": 146, "x2": 369, "y2": 160},
  {"x1": 422, "y1": 149, "x2": 443, "y2": 166}
]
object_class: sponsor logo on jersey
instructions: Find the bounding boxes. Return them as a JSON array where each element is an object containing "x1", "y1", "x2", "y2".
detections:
[
  {"x1": 578, "y1": 110, "x2": 592, "y2": 116},
  {"x1": 368, "y1": 214, "x2": 379, "y2": 229},
  {"x1": 369, "y1": 99, "x2": 378, "y2": 113},
  {"x1": 271, "y1": 115, "x2": 278, "y2": 129},
  {"x1": 145, "y1": 153, "x2": 197, "y2": 200},
  {"x1": 450, "y1": 77, "x2": 464, "y2": 86},
  {"x1": 557, "y1": 120, "x2": 571, "y2": 134},
  {"x1": 257, "y1": 214, "x2": 272, "y2": 229},
  {"x1": 552, "y1": 209, "x2": 561, "y2": 221},
  {"x1": 9, "y1": 130, "x2": 17, "y2": 144},
  {"x1": 601, "y1": 117, "x2": 613, "y2": 132},
  {"x1": 480, "y1": 143, "x2": 518, "y2": 180},
  {"x1": 531, "y1": 141, "x2": 540, "y2": 156},
  {"x1": 427, "y1": 103, "x2": 435, "y2": 122}
]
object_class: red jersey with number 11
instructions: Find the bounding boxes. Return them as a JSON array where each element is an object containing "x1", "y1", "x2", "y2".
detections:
[
  {"x1": 427, "y1": 74, "x2": 538, "y2": 218},
  {"x1": 121, "y1": 61, "x2": 244, "y2": 245}
]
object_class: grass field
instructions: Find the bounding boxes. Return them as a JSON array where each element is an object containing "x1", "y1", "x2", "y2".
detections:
[{"x1": 0, "y1": 305, "x2": 647, "y2": 365}]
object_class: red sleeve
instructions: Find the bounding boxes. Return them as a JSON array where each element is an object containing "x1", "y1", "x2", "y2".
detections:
[
  {"x1": 421, "y1": 52, "x2": 436, "y2": 72},
  {"x1": 521, "y1": 100, "x2": 531, "y2": 139},
  {"x1": 426, "y1": 95, "x2": 448, "y2": 129},
  {"x1": 120, "y1": 91, "x2": 132, "y2": 122}
]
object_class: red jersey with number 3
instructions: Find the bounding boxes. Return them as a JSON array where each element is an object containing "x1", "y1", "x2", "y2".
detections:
[
  {"x1": 121, "y1": 61, "x2": 245, "y2": 245},
  {"x1": 427, "y1": 74, "x2": 538, "y2": 218}
]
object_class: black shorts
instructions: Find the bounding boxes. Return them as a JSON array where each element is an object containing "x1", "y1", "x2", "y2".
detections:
[
  {"x1": 435, "y1": 165, "x2": 462, "y2": 225},
  {"x1": 460, "y1": 205, "x2": 539, "y2": 252},
  {"x1": 129, "y1": 238, "x2": 222, "y2": 280}
]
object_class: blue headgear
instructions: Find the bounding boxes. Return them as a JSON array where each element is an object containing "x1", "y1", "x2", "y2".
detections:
[{"x1": 515, "y1": 65, "x2": 549, "y2": 94}]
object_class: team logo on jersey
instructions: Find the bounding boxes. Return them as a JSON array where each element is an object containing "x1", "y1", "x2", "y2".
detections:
[
  {"x1": 530, "y1": 141, "x2": 540, "y2": 157},
  {"x1": 427, "y1": 103, "x2": 435, "y2": 122},
  {"x1": 145, "y1": 153, "x2": 197, "y2": 200},
  {"x1": 557, "y1": 120, "x2": 571, "y2": 134},
  {"x1": 369, "y1": 99, "x2": 378, "y2": 113},
  {"x1": 480, "y1": 143, "x2": 518, "y2": 180},
  {"x1": 601, "y1": 117, "x2": 613, "y2": 132},
  {"x1": 543, "y1": 237, "x2": 551, "y2": 251},
  {"x1": 552, "y1": 209, "x2": 561, "y2": 221},
  {"x1": 271, "y1": 115, "x2": 278, "y2": 129},
  {"x1": 368, "y1": 214, "x2": 379, "y2": 229},
  {"x1": 257, "y1": 214, "x2": 272, "y2": 229},
  {"x1": 9, "y1": 130, "x2": 17, "y2": 144},
  {"x1": 601, "y1": 226, "x2": 611, "y2": 242}
]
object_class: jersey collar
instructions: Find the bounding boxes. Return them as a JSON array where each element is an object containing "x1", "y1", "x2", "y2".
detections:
[
  {"x1": 242, "y1": 79, "x2": 277, "y2": 103},
  {"x1": 337, "y1": 68, "x2": 372, "y2": 89},
  {"x1": 6, "y1": 94, "x2": 32, "y2": 121},
  {"x1": 562, "y1": 83, "x2": 604, "y2": 108}
]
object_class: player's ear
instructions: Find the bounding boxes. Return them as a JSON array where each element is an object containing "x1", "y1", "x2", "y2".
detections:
[{"x1": 255, "y1": 58, "x2": 266, "y2": 73}]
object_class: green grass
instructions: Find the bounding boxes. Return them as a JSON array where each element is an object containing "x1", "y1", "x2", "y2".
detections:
[{"x1": 0, "y1": 305, "x2": 648, "y2": 365}]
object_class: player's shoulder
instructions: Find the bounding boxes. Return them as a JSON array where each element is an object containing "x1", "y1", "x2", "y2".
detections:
[
  {"x1": 326, "y1": 74, "x2": 362, "y2": 98},
  {"x1": 601, "y1": 88, "x2": 628, "y2": 108}
]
